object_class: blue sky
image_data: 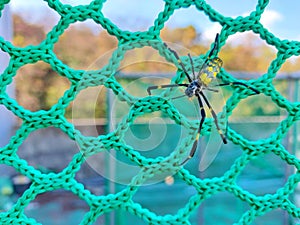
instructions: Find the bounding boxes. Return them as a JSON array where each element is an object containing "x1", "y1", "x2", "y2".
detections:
[{"x1": 8, "y1": 0, "x2": 300, "y2": 41}]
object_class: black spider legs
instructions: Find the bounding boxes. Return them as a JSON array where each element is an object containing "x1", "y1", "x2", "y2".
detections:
[
  {"x1": 147, "y1": 43, "x2": 193, "y2": 95},
  {"x1": 180, "y1": 94, "x2": 205, "y2": 165},
  {"x1": 164, "y1": 36, "x2": 216, "y2": 83},
  {"x1": 209, "y1": 33, "x2": 220, "y2": 58},
  {"x1": 215, "y1": 82, "x2": 260, "y2": 95},
  {"x1": 201, "y1": 35, "x2": 259, "y2": 96},
  {"x1": 188, "y1": 53, "x2": 196, "y2": 80},
  {"x1": 165, "y1": 38, "x2": 218, "y2": 82},
  {"x1": 199, "y1": 91, "x2": 227, "y2": 144},
  {"x1": 164, "y1": 43, "x2": 193, "y2": 83},
  {"x1": 197, "y1": 33, "x2": 220, "y2": 77},
  {"x1": 147, "y1": 83, "x2": 188, "y2": 95},
  {"x1": 180, "y1": 91, "x2": 227, "y2": 165}
]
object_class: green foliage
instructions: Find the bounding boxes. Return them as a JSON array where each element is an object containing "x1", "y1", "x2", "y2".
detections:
[{"x1": 12, "y1": 15, "x2": 298, "y2": 118}]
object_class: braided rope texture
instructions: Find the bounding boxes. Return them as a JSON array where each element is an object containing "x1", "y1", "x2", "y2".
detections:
[{"x1": 1, "y1": 0, "x2": 300, "y2": 224}]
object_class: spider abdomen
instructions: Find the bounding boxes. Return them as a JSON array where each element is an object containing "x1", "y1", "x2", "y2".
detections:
[{"x1": 199, "y1": 57, "x2": 223, "y2": 86}]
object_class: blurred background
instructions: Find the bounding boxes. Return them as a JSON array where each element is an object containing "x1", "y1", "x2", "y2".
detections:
[{"x1": 0, "y1": 0, "x2": 300, "y2": 224}]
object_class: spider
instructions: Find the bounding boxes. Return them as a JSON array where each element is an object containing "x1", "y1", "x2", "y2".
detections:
[{"x1": 147, "y1": 33, "x2": 259, "y2": 165}]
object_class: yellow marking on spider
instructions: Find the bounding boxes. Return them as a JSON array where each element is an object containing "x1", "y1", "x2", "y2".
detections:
[
  {"x1": 200, "y1": 73, "x2": 207, "y2": 79},
  {"x1": 200, "y1": 73, "x2": 212, "y2": 85},
  {"x1": 195, "y1": 133, "x2": 200, "y2": 140},
  {"x1": 205, "y1": 77, "x2": 212, "y2": 84}
]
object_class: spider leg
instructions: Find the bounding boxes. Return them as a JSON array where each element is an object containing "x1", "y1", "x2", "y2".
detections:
[
  {"x1": 197, "y1": 33, "x2": 221, "y2": 77},
  {"x1": 147, "y1": 83, "x2": 188, "y2": 95},
  {"x1": 208, "y1": 33, "x2": 220, "y2": 59},
  {"x1": 199, "y1": 91, "x2": 227, "y2": 144},
  {"x1": 188, "y1": 53, "x2": 196, "y2": 80},
  {"x1": 204, "y1": 87, "x2": 219, "y2": 93},
  {"x1": 216, "y1": 82, "x2": 259, "y2": 95},
  {"x1": 171, "y1": 94, "x2": 187, "y2": 100},
  {"x1": 180, "y1": 94, "x2": 206, "y2": 165},
  {"x1": 164, "y1": 43, "x2": 193, "y2": 83}
]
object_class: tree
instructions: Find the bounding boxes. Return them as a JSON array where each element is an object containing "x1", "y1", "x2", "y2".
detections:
[{"x1": 11, "y1": 15, "x2": 295, "y2": 117}]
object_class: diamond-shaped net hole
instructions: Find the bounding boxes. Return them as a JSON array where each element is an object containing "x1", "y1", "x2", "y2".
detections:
[
  {"x1": 102, "y1": 0, "x2": 164, "y2": 32},
  {"x1": 54, "y1": 21, "x2": 118, "y2": 70},
  {"x1": 68, "y1": 86, "x2": 107, "y2": 137},
  {"x1": 18, "y1": 127, "x2": 79, "y2": 173},
  {"x1": 119, "y1": 46, "x2": 174, "y2": 74},
  {"x1": 163, "y1": 5, "x2": 223, "y2": 44},
  {"x1": 12, "y1": 61, "x2": 70, "y2": 112},
  {"x1": 85, "y1": 31, "x2": 122, "y2": 74},
  {"x1": 222, "y1": 32, "x2": 276, "y2": 73},
  {"x1": 201, "y1": 191, "x2": 250, "y2": 224},
  {"x1": 228, "y1": 94, "x2": 288, "y2": 141},
  {"x1": 123, "y1": 115, "x2": 185, "y2": 159},
  {"x1": 237, "y1": 153, "x2": 293, "y2": 195},
  {"x1": 11, "y1": 6, "x2": 59, "y2": 47},
  {"x1": 188, "y1": 140, "x2": 243, "y2": 178},
  {"x1": 24, "y1": 190, "x2": 90, "y2": 225},
  {"x1": 131, "y1": 175, "x2": 197, "y2": 215}
]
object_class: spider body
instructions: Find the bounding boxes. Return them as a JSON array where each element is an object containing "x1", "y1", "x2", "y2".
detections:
[
  {"x1": 147, "y1": 33, "x2": 259, "y2": 165},
  {"x1": 185, "y1": 80, "x2": 200, "y2": 97},
  {"x1": 184, "y1": 57, "x2": 223, "y2": 98}
]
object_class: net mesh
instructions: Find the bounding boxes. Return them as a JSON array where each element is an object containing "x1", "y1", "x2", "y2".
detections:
[{"x1": 1, "y1": 0, "x2": 300, "y2": 224}]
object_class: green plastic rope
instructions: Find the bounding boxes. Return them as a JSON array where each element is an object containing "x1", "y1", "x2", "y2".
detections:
[{"x1": 1, "y1": 0, "x2": 300, "y2": 224}]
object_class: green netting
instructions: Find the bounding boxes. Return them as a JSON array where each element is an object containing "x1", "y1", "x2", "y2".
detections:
[{"x1": 1, "y1": 0, "x2": 300, "y2": 224}]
